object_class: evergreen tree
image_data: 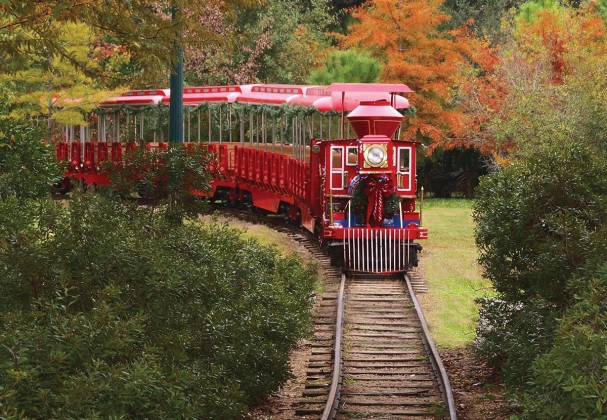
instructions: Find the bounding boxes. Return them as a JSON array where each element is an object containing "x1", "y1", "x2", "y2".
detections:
[{"x1": 308, "y1": 49, "x2": 382, "y2": 84}]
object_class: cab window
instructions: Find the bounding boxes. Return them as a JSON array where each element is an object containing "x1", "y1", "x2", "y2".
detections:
[
  {"x1": 398, "y1": 147, "x2": 411, "y2": 174},
  {"x1": 346, "y1": 146, "x2": 358, "y2": 166}
]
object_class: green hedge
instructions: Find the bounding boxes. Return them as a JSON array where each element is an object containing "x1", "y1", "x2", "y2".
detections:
[
  {"x1": 474, "y1": 140, "x2": 607, "y2": 306},
  {"x1": 524, "y1": 267, "x2": 607, "y2": 418},
  {"x1": 0, "y1": 119, "x2": 61, "y2": 199},
  {"x1": 0, "y1": 193, "x2": 316, "y2": 418},
  {"x1": 473, "y1": 139, "x2": 607, "y2": 409}
]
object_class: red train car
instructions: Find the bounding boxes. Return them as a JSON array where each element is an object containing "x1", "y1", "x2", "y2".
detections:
[{"x1": 55, "y1": 83, "x2": 426, "y2": 273}]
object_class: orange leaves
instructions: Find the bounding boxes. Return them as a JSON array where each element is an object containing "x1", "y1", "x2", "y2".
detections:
[
  {"x1": 344, "y1": 0, "x2": 490, "y2": 152},
  {"x1": 514, "y1": 4, "x2": 607, "y2": 85}
]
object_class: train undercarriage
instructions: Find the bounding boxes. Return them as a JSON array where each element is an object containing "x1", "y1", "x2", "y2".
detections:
[{"x1": 211, "y1": 185, "x2": 423, "y2": 273}]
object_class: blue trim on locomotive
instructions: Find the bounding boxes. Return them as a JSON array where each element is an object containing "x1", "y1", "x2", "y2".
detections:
[{"x1": 334, "y1": 215, "x2": 420, "y2": 228}]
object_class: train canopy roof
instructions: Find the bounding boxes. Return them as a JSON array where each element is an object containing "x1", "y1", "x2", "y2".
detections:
[
  {"x1": 100, "y1": 84, "x2": 412, "y2": 112},
  {"x1": 160, "y1": 85, "x2": 242, "y2": 105},
  {"x1": 328, "y1": 83, "x2": 413, "y2": 93},
  {"x1": 235, "y1": 84, "x2": 311, "y2": 105},
  {"x1": 321, "y1": 83, "x2": 413, "y2": 112},
  {"x1": 101, "y1": 89, "x2": 169, "y2": 106}
]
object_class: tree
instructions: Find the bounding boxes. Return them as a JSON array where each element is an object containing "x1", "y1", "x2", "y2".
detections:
[
  {"x1": 184, "y1": 0, "x2": 334, "y2": 85},
  {"x1": 473, "y1": 139, "x2": 607, "y2": 388},
  {"x1": 0, "y1": 1, "x2": 255, "y2": 86},
  {"x1": 486, "y1": 1, "x2": 607, "y2": 158},
  {"x1": 343, "y1": 0, "x2": 490, "y2": 151},
  {"x1": 1, "y1": 22, "x2": 118, "y2": 140},
  {"x1": 442, "y1": 0, "x2": 528, "y2": 35},
  {"x1": 474, "y1": 140, "x2": 607, "y2": 305},
  {"x1": 308, "y1": 49, "x2": 382, "y2": 84}
]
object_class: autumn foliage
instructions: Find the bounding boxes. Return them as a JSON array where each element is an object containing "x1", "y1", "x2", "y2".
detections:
[
  {"x1": 482, "y1": 2, "x2": 607, "y2": 162},
  {"x1": 343, "y1": 0, "x2": 497, "y2": 152},
  {"x1": 514, "y1": 2, "x2": 607, "y2": 85}
]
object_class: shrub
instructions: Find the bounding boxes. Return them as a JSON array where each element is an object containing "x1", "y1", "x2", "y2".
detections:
[
  {"x1": 0, "y1": 120, "x2": 61, "y2": 199},
  {"x1": 0, "y1": 193, "x2": 316, "y2": 418},
  {"x1": 475, "y1": 297, "x2": 558, "y2": 389},
  {"x1": 474, "y1": 140, "x2": 607, "y2": 305},
  {"x1": 473, "y1": 139, "x2": 607, "y2": 399},
  {"x1": 523, "y1": 267, "x2": 607, "y2": 419},
  {"x1": 101, "y1": 143, "x2": 217, "y2": 224}
]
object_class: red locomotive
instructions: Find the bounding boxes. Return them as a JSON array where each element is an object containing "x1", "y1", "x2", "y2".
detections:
[{"x1": 54, "y1": 83, "x2": 427, "y2": 273}]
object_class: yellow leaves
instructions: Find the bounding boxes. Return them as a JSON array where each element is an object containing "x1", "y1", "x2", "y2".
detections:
[
  {"x1": 7, "y1": 85, "x2": 122, "y2": 126},
  {"x1": 51, "y1": 109, "x2": 87, "y2": 127},
  {"x1": 0, "y1": 17, "x2": 128, "y2": 125}
]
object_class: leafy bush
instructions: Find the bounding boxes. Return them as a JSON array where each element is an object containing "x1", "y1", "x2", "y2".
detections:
[
  {"x1": 0, "y1": 120, "x2": 61, "y2": 199},
  {"x1": 103, "y1": 143, "x2": 216, "y2": 224},
  {"x1": 473, "y1": 139, "x2": 607, "y2": 401},
  {"x1": 475, "y1": 297, "x2": 558, "y2": 389},
  {"x1": 474, "y1": 140, "x2": 607, "y2": 305},
  {"x1": 523, "y1": 267, "x2": 607, "y2": 419},
  {"x1": 0, "y1": 193, "x2": 316, "y2": 418}
]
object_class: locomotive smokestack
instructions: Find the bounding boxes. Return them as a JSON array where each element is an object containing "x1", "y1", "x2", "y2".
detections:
[{"x1": 347, "y1": 100, "x2": 404, "y2": 139}]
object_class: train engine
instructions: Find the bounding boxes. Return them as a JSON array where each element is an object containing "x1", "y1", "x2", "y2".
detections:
[{"x1": 309, "y1": 100, "x2": 426, "y2": 273}]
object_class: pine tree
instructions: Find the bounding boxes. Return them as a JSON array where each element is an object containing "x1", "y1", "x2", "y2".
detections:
[{"x1": 308, "y1": 49, "x2": 382, "y2": 84}]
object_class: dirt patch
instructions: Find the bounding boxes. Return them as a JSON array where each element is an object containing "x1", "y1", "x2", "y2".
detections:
[{"x1": 440, "y1": 347, "x2": 520, "y2": 419}]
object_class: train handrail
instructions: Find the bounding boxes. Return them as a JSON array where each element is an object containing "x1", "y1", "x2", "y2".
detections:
[
  {"x1": 321, "y1": 273, "x2": 346, "y2": 420},
  {"x1": 405, "y1": 274, "x2": 457, "y2": 420}
]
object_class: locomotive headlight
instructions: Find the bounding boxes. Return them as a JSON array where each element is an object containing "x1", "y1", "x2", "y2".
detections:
[
  {"x1": 367, "y1": 147, "x2": 384, "y2": 164},
  {"x1": 363, "y1": 144, "x2": 388, "y2": 168}
]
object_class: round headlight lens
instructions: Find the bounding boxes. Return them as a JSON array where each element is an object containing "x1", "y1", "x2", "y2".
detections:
[{"x1": 367, "y1": 146, "x2": 385, "y2": 165}]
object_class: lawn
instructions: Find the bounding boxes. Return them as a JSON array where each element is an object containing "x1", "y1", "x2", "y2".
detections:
[{"x1": 416, "y1": 199, "x2": 493, "y2": 348}]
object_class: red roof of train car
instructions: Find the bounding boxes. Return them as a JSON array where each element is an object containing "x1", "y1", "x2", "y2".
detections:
[
  {"x1": 160, "y1": 85, "x2": 242, "y2": 105},
  {"x1": 101, "y1": 89, "x2": 169, "y2": 106},
  {"x1": 99, "y1": 84, "x2": 412, "y2": 111},
  {"x1": 288, "y1": 83, "x2": 412, "y2": 111},
  {"x1": 235, "y1": 84, "x2": 310, "y2": 105},
  {"x1": 328, "y1": 83, "x2": 413, "y2": 93}
]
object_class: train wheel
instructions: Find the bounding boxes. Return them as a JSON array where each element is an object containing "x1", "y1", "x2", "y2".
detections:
[
  {"x1": 313, "y1": 222, "x2": 321, "y2": 238},
  {"x1": 329, "y1": 246, "x2": 339, "y2": 266}
]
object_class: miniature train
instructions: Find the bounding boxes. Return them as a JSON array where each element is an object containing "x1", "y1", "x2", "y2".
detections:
[{"x1": 54, "y1": 83, "x2": 427, "y2": 273}]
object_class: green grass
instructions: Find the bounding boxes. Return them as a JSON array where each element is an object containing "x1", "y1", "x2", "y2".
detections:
[
  {"x1": 417, "y1": 198, "x2": 493, "y2": 348},
  {"x1": 198, "y1": 213, "x2": 295, "y2": 256}
]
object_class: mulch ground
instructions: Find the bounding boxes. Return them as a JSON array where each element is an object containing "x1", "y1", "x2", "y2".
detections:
[{"x1": 440, "y1": 346, "x2": 521, "y2": 419}]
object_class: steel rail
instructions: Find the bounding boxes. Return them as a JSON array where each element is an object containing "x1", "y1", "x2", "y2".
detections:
[
  {"x1": 321, "y1": 273, "x2": 346, "y2": 420},
  {"x1": 405, "y1": 273, "x2": 457, "y2": 420}
]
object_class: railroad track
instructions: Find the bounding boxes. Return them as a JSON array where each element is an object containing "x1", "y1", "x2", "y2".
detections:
[
  {"x1": 208, "y1": 206, "x2": 455, "y2": 419},
  {"x1": 294, "y1": 274, "x2": 456, "y2": 419}
]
